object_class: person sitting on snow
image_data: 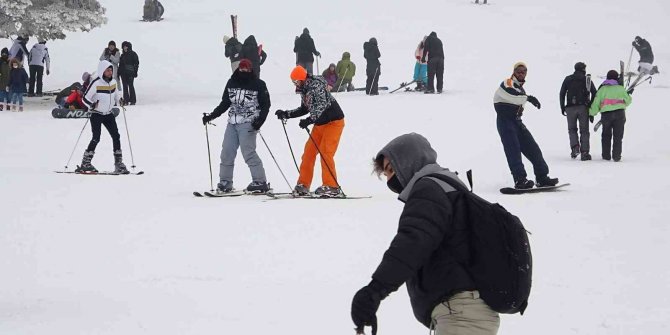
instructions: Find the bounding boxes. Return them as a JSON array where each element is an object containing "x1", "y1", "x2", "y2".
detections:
[{"x1": 322, "y1": 63, "x2": 338, "y2": 91}]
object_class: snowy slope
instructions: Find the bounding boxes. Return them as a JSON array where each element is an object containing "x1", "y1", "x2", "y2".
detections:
[{"x1": 1, "y1": 0, "x2": 670, "y2": 334}]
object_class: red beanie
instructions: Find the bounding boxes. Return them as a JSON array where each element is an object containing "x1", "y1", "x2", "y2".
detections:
[{"x1": 239, "y1": 59, "x2": 253, "y2": 71}]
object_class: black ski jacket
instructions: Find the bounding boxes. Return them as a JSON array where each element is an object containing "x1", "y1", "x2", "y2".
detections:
[
  {"x1": 241, "y1": 35, "x2": 267, "y2": 74},
  {"x1": 559, "y1": 70, "x2": 597, "y2": 110},
  {"x1": 294, "y1": 33, "x2": 318, "y2": 63},
  {"x1": 422, "y1": 32, "x2": 444, "y2": 61},
  {"x1": 119, "y1": 42, "x2": 140, "y2": 78},
  {"x1": 633, "y1": 38, "x2": 654, "y2": 63},
  {"x1": 363, "y1": 39, "x2": 381, "y2": 71}
]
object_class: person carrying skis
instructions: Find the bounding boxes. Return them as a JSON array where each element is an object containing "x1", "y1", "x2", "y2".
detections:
[
  {"x1": 559, "y1": 62, "x2": 597, "y2": 160},
  {"x1": 351, "y1": 133, "x2": 501, "y2": 335},
  {"x1": 293, "y1": 28, "x2": 320, "y2": 75},
  {"x1": 413, "y1": 36, "x2": 428, "y2": 91},
  {"x1": 201, "y1": 59, "x2": 271, "y2": 193},
  {"x1": 119, "y1": 41, "x2": 140, "y2": 105},
  {"x1": 422, "y1": 32, "x2": 444, "y2": 94},
  {"x1": 334, "y1": 52, "x2": 356, "y2": 92},
  {"x1": 322, "y1": 63, "x2": 338, "y2": 91},
  {"x1": 77, "y1": 60, "x2": 128, "y2": 174},
  {"x1": 363, "y1": 38, "x2": 381, "y2": 95},
  {"x1": 274, "y1": 65, "x2": 345, "y2": 197},
  {"x1": 28, "y1": 38, "x2": 50, "y2": 97},
  {"x1": 632, "y1": 36, "x2": 658, "y2": 76},
  {"x1": 589, "y1": 70, "x2": 632, "y2": 162},
  {"x1": 494, "y1": 62, "x2": 558, "y2": 189},
  {"x1": 223, "y1": 35, "x2": 243, "y2": 72},
  {"x1": 241, "y1": 35, "x2": 267, "y2": 78}
]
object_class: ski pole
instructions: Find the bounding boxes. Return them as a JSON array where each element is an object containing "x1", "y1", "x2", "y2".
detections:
[
  {"x1": 203, "y1": 114, "x2": 215, "y2": 192},
  {"x1": 120, "y1": 106, "x2": 137, "y2": 170},
  {"x1": 336, "y1": 66, "x2": 350, "y2": 93},
  {"x1": 63, "y1": 118, "x2": 90, "y2": 171},
  {"x1": 305, "y1": 127, "x2": 346, "y2": 196},
  {"x1": 370, "y1": 66, "x2": 380, "y2": 94},
  {"x1": 257, "y1": 130, "x2": 293, "y2": 191},
  {"x1": 281, "y1": 118, "x2": 300, "y2": 173}
]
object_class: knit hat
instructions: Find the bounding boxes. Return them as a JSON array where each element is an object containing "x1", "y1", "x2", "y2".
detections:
[
  {"x1": 108, "y1": 40, "x2": 116, "y2": 47},
  {"x1": 238, "y1": 59, "x2": 253, "y2": 71},
  {"x1": 82, "y1": 72, "x2": 91, "y2": 82},
  {"x1": 1, "y1": 47, "x2": 8, "y2": 56},
  {"x1": 574, "y1": 62, "x2": 586, "y2": 72},
  {"x1": 223, "y1": 35, "x2": 230, "y2": 43},
  {"x1": 290, "y1": 65, "x2": 308, "y2": 81},
  {"x1": 513, "y1": 62, "x2": 527, "y2": 71},
  {"x1": 606, "y1": 70, "x2": 619, "y2": 80}
]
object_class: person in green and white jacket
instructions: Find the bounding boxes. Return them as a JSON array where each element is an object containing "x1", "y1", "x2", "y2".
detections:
[{"x1": 589, "y1": 70, "x2": 632, "y2": 162}]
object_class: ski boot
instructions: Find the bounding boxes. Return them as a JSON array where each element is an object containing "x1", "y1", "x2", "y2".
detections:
[
  {"x1": 424, "y1": 89, "x2": 435, "y2": 94},
  {"x1": 570, "y1": 145, "x2": 580, "y2": 159},
  {"x1": 293, "y1": 184, "x2": 310, "y2": 196},
  {"x1": 514, "y1": 177, "x2": 534, "y2": 190},
  {"x1": 580, "y1": 152, "x2": 592, "y2": 161},
  {"x1": 113, "y1": 150, "x2": 130, "y2": 174},
  {"x1": 536, "y1": 176, "x2": 559, "y2": 187},
  {"x1": 246, "y1": 181, "x2": 270, "y2": 194},
  {"x1": 18, "y1": 106, "x2": 24, "y2": 112},
  {"x1": 216, "y1": 181, "x2": 234, "y2": 194},
  {"x1": 314, "y1": 185, "x2": 343, "y2": 197},
  {"x1": 75, "y1": 151, "x2": 98, "y2": 174}
]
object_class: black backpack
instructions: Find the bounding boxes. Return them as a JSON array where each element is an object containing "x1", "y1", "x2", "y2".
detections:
[
  {"x1": 566, "y1": 74, "x2": 591, "y2": 106},
  {"x1": 425, "y1": 172, "x2": 532, "y2": 315}
]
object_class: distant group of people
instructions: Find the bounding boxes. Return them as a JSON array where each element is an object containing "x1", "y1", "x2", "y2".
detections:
[
  {"x1": 98, "y1": 40, "x2": 140, "y2": 105},
  {"x1": 0, "y1": 36, "x2": 52, "y2": 111}
]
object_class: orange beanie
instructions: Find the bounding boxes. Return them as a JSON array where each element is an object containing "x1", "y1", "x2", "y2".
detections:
[{"x1": 290, "y1": 65, "x2": 308, "y2": 81}]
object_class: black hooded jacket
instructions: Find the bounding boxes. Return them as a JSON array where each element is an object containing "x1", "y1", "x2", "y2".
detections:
[
  {"x1": 559, "y1": 70, "x2": 597, "y2": 110},
  {"x1": 633, "y1": 37, "x2": 654, "y2": 63},
  {"x1": 241, "y1": 35, "x2": 267, "y2": 73},
  {"x1": 363, "y1": 38, "x2": 381, "y2": 71},
  {"x1": 372, "y1": 133, "x2": 475, "y2": 327},
  {"x1": 422, "y1": 32, "x2": 444, "y2": 61},
  {"x1": 225, "y1": 37, "x2": 243, "y2": 63},
  {"x1": 119, "y1": 41, "x2": 140, "y2": 77},
  {"x1": 294, "y1": 32, "x2": 318, "y2": 63}
]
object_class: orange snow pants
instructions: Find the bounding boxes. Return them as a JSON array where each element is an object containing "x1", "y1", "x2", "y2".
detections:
[{"x1": 297, "y1": 118, "x2": 345, "y2": 188}]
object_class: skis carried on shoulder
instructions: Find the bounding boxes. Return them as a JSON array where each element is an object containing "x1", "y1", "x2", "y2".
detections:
[{"x1": 500, "y1": 183, "x2": 570, "y2": 195}]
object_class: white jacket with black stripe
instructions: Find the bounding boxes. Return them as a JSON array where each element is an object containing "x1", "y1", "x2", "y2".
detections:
[{"x1": 83, "y1": 60, "x2": 120, "y2": 115}]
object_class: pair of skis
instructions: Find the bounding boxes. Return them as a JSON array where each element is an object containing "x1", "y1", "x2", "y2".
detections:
[
  {"x1": 193, "y1": 189, "x2": 370, "y2": 200},
  {"x1": 55, "y1": 170, "x2": 144, "y2": 175}
]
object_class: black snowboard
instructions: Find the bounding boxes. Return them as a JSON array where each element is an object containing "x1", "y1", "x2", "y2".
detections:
[
  {"x1": 500, "y1": 183, "x2": 570, "y2": 195},
  {"x1": 52, "y1": 107, "x2": 120, "y2": 119},
  {"x1": 352, "y1": 87, "x2": 389, "y2": 92}
]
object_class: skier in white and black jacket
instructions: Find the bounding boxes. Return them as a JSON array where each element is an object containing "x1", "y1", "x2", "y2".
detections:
[
  {"x1": 76, "y1": 60, "x2": 128, "y2": 174},
  {"x1": 202, "y1": 59, "x2": 271, "y2": 193}
]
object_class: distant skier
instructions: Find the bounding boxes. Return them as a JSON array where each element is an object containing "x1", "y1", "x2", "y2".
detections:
[
  {"x1": 28, "y1": 38, "x2": 50, "y2": 97},
  {"x1": 322, "y1": 63, "x2": 338, "y2": 91},
  {"x1": 559, "y1": 62, "x2": 597, "y2": 160},
  {"x1": 493, "y1": 62, "x2": 558, "y2": 189},
  {"x1": 275, "y1": 65, "x2": 345, "y2": 197},
  {"x1": 589, "y1": 70, "x2": 632, "y2": 162},
  {"x1": 475, "y1": 0, "x2": 488, "y2": 4},
  {"x1": 363, "y1": 38, "x2": 381, "y2": 95},
  {"x1": 77, "y1": 60, "x2": 128, "y2": 174},
  {"x1": 99, "y1": 41, "x2": 121, "y2": 81},
  {"x1": 421, "y1": 32, "x2": 444, "y2": 94},
  {"x1": 202, "y1": 59, "x2": 272, "y2": 194},
  {"x1": 632, "y1": 36, "x2": 658, "y2": 76},
  {"x1": 119, "y1": 41, "x2": 140, "y2": 105},
  {"x1": 294, "y1": 28, "x2": 320, "y2": 74},
  {"x1": 241, "y1": 35, "x2": 267, "y2": 78},
  {"x1": 334, "y1": 52, "x2": 356, "y2": 92},
  {"x1": 223, "y1": 35, "x2": 243, "y2": 72},
  {"x1": 413, "y1": 36, "x2": 428, "y2": 91}
]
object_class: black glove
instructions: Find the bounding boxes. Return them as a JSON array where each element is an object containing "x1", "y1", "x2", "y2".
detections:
[
  {"x1": 627, "y1": 88, "x2": 634, "y2": 95},
  {"x1": 315, "y1": 51, "x2": 321, "y2": 57},
  {"x1": 251, "y1": 118, "x2": 264, "y2": 130},
  {"x1": 202, "y1": 113, "x2": 214, "y2": 125},
  {"x1": 561, "y1": 107, "x2": 567, "y2": 116},
  {"x1": 589, "y1": 116, "x2": 594, "y2": 123},
  {"x1": 299, "y1": 118, "x2": 313, "y2": 129},
  {"x1": 275, "y1": 109, "x2": 289, "y2": 120},
  {"x1": 352, "y1": 281, "x2": 389, "y2": 335},
  {"x1": 527, "y1": 95, "x2": 541, "y2": 109}
]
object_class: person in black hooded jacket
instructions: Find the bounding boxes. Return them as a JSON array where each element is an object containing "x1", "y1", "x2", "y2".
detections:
[
  {"x1": 241, "y1": 35, "x2": 267, "y2": 77},
  {"x1": 363, "y1": 38, "x2": 381, "y2": 95},
  {"x1": 421, "y1": 32, "x2": 444, "y2": 94},
  {"x1": 351, "y1": 133, "x2": 500, "y2": 335},
  {"x1": 294, "y1": 28, "x2": 320, "y2": 74},
  {"x1": 119, "y1": 41, "x2": 140, "y2": 105}
]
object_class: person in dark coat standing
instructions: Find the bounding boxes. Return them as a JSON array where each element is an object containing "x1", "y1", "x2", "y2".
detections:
[
  {"x1": 351, "y1": 133, "x2": 501, "y2": 335},
  {"x1": 0, "y1": 48, "x2": 10, "y2": 111},
  {"x1": 559, "y1": 62, "x2": 597, "y2": 160},
  {"x1": 224, "y1": 35, "x2": 243, "y2": 72},
  {"x1": 293, "y1": 28, "x2": 320, "y2": 75},
  {"x1": 421, "y1": 32, "x2": 444, "y2": 94},
  {"x1": 241, "y1": 35, "x2": 267, "y2": 78},
  {"x1": 119, "y1": 41, "x2": 140, "y2": 105},
  {"x1": 363, "y1": 38, "x2": 381, "y2": 95}
]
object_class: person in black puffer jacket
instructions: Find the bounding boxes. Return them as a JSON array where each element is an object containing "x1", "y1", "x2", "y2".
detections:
[
  {"x1": 350, "y1": 133, "x2": 500, "y2": 335},
  {"x1": 119, "y1": 41, "x2": 140, "y2": 105},
  {"x1": 224, "y1": 35, "x2": 243, "y2": 72},
  {"x1": 363, "y1": 38, "x2": 381, "y2": 95},
  {"x1": 421, "y1": 32, "x2": 444, "y2": 93},
  {"x1": 241, "y1": 35, "x2": 267, "y2": 78},
  {"x1": 294, "y1": 28, "x2": 320, "y2": 74}
]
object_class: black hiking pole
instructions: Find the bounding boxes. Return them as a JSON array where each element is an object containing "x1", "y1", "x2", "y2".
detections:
[
  {"x1": 257, "y1": 130, "x2": 293, "y2": 191},
  {"x1": 281, "y1": 118, "x2": 300, "y2": 173},
  {"x1": 121, "y1": 106, "x2": 137, "y2": 170},
  {"x1": 203, "y1": 113, "x2": 215, "y2": 192},
  {"x1": 63, "y1": 118, "x2": 90, "y2": 171},
  {"x1": 335, "y1": 66, "x2": 350, "y2": 93},
  {"x1": 305, "y1": 127, "x2": 346, "y2": 197}
]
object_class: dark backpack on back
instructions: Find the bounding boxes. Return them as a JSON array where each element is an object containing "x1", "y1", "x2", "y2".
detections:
[
  {"x1": 425, "y1": 172, "x2": 532, "y2": 315},
  {"x1": 566, "y1": 74, "x2": 591, "y2": 106}
]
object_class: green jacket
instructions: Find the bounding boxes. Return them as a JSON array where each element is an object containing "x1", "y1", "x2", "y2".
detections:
[
  {"x1": 0, "y1": 58, "x2": 10, "y2": 89},
  {"x1": 335, "y1": 52, "x2": 356, "y2": 80},
  {"x1": 589, "y1": 81, "x2": 632, "y2": 116}
]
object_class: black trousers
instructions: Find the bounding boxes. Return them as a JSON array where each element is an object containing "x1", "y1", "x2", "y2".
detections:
[
  {"x1": 365, "y1": 65, "x2": 380, "y2": 95},
  {"x1": 121, "y1": 75, "x2": 136, "y2": 103},
  {"x1": 427, "y1": 57, "x2": 444, "y2": 92},
  {"x1": 86, "y1": 113, "x2": 121, "y2": 152},
  {"x1": 29, "y1": 65, "x2": 44, "y2": 95},
  {"x1": 600, "y1": 109, "x2": 626, "y2": 160}
]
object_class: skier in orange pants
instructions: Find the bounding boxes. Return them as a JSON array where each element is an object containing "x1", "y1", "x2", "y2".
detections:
[{"x1": 275, "y1": 65, "x2": 346, "y2": 197}]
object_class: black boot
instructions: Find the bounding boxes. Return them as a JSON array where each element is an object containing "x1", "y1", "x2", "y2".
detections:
[
  {"x1": 580, "y1": 152, "x2": 592, "y2": 161},
  {"x1": 570, "y1": 145, "x2": 580, "y2": 159},
  {"x1": 536, "y1": 176, "x2": 559, "y2": 187},
  {"x1": 514, "y1": 177, "x2": 534, "y2": 189},
  {"x1": 114, "y1": 150, "x2": 129, "y2": 174},
  {"x1": 75, "y1": 151, "x2": 97, "y2": 173}
]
